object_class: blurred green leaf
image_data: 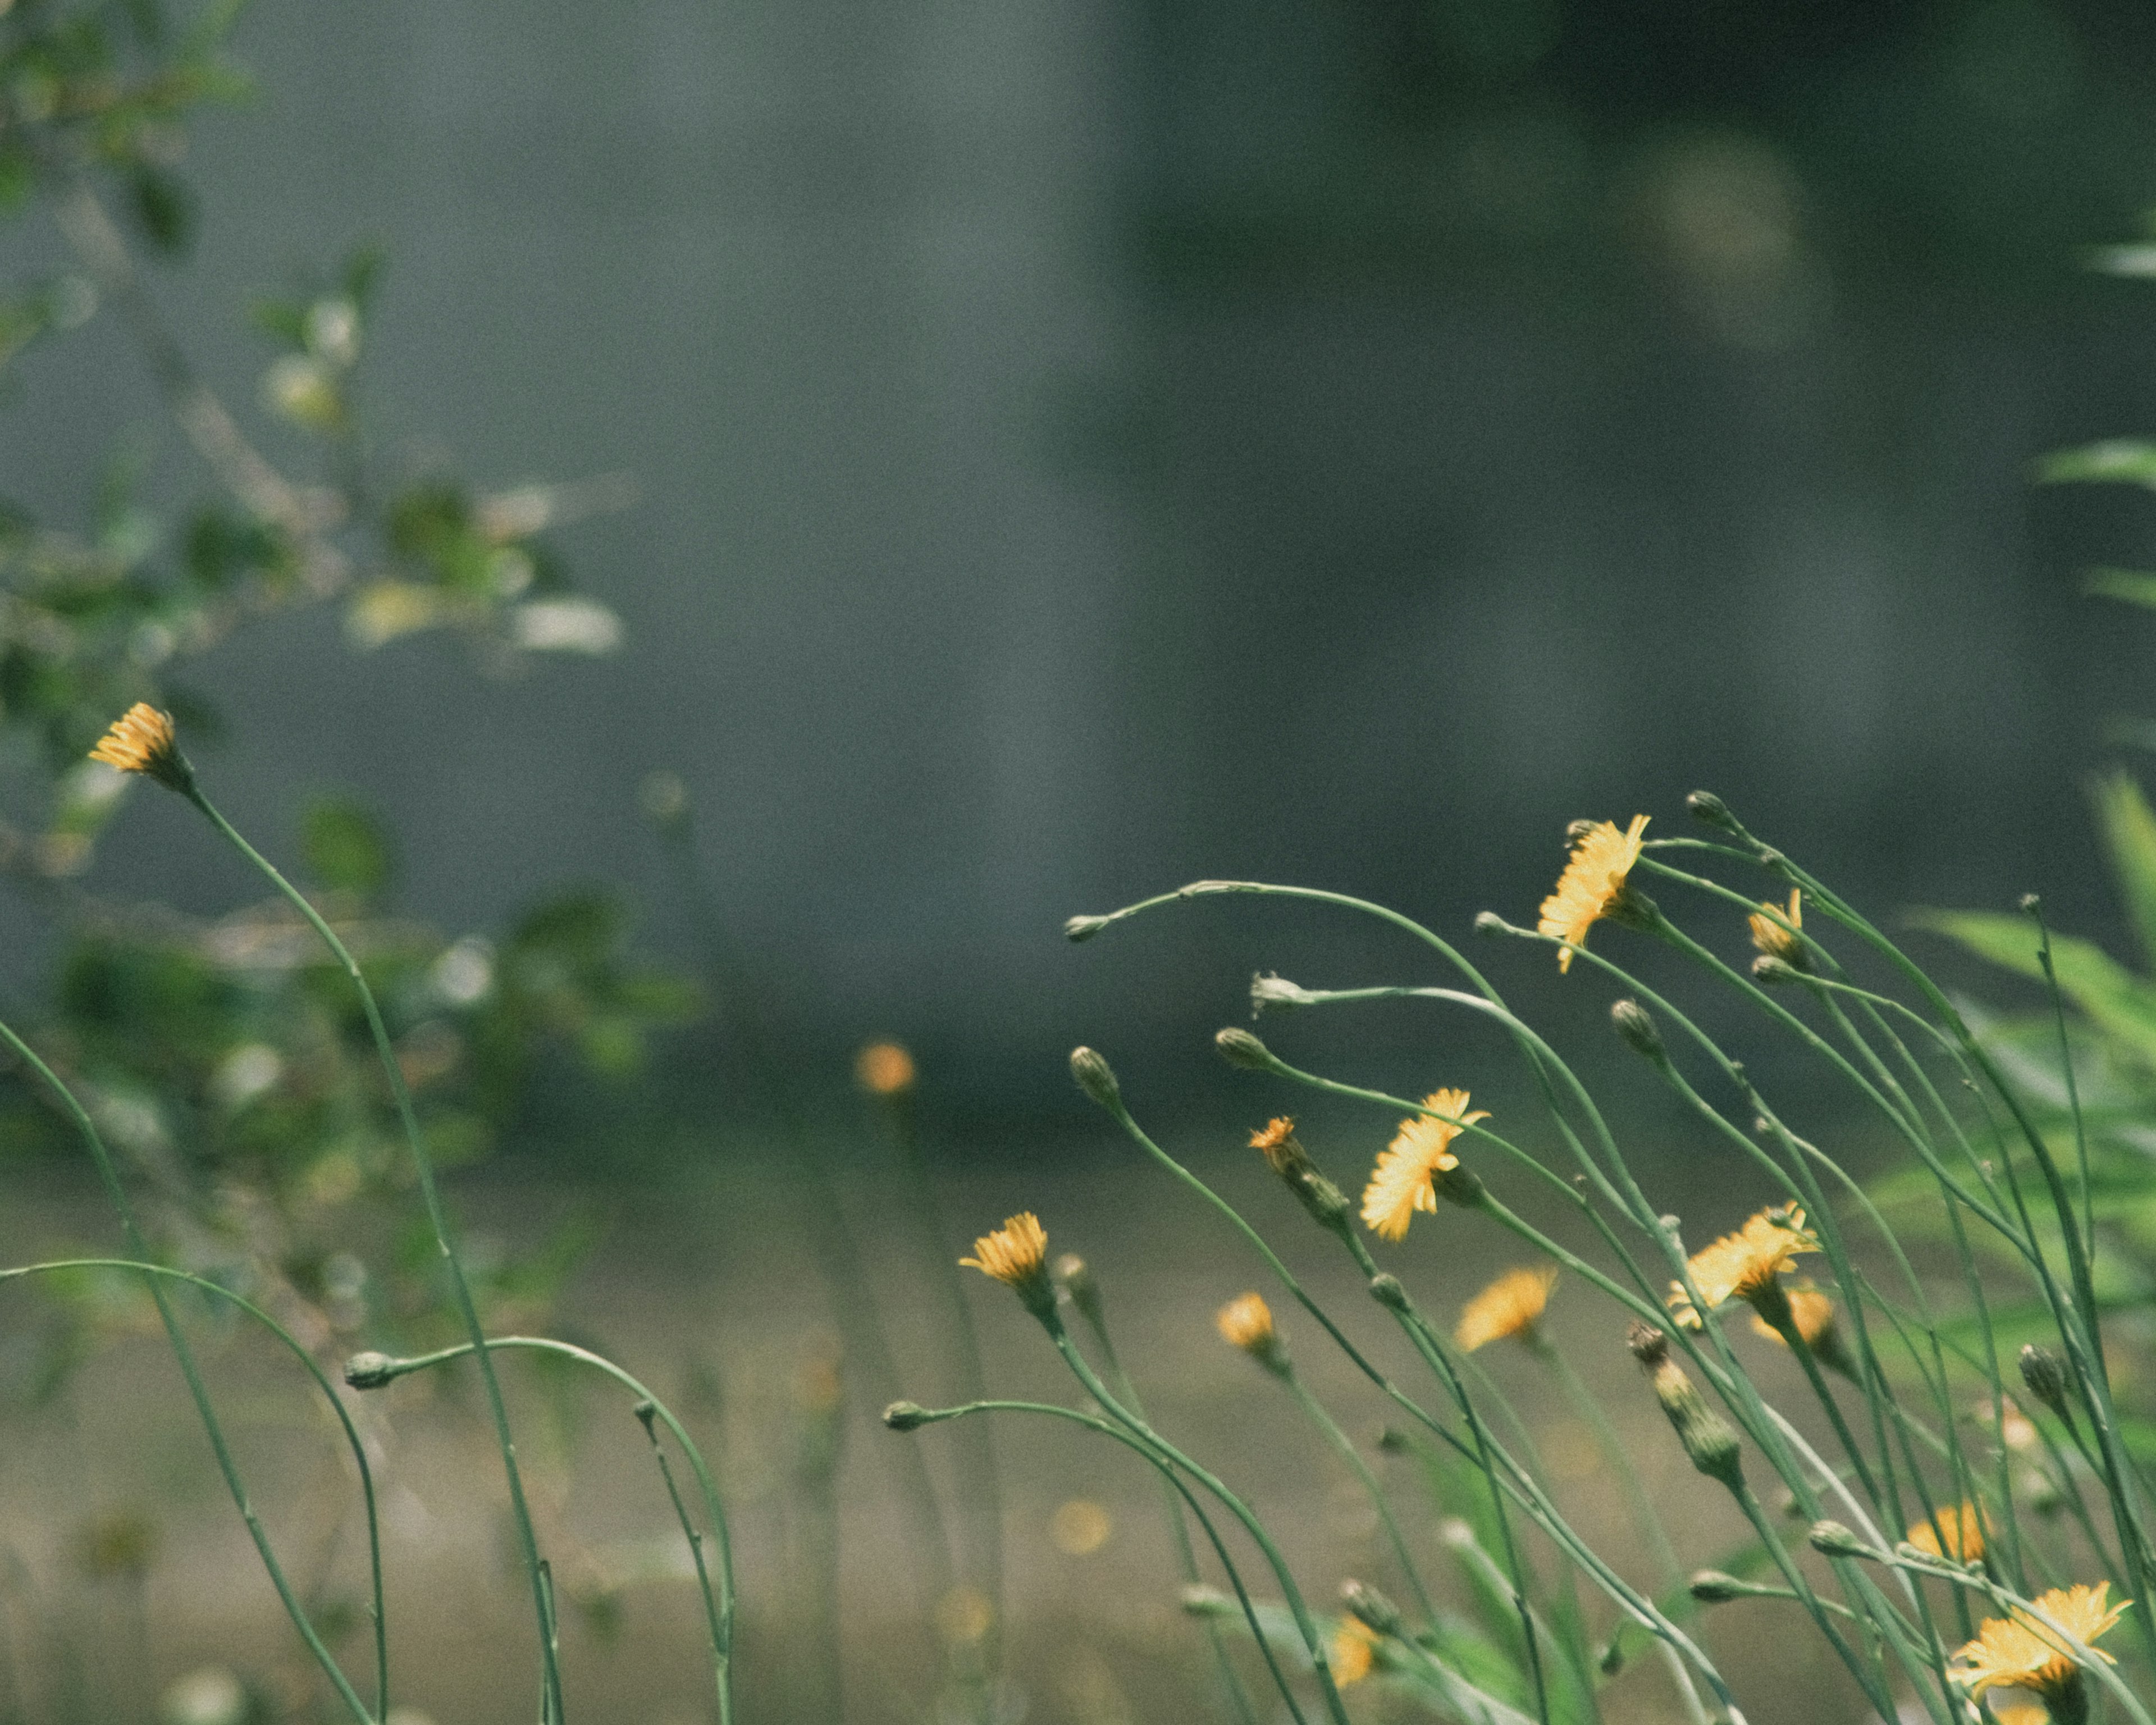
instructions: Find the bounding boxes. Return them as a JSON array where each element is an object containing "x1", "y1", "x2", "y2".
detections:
[
  {"x1": 300, "y1": 795, "x2": 393, "y2": 898},
  {"x1": 2084, "y1": 568, "x2": 2156, "y2": 609},
  {"x1": 2035, "y1": 440, "x2": 2156, "y2": 490},
  {"x1": 2093, "y1": 773, "x2": 2156, "y2": 972},
  {"x1": 125, "y1": 165, "x2": 195, "y2": 257},
  {"x1": 1911, "y1": 909, "x2": 2156, "y2": 1067}
]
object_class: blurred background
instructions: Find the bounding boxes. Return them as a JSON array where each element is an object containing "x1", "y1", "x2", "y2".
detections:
[{"x1": 7, "y1": 1, "x2": 2156, "y2": 1721}]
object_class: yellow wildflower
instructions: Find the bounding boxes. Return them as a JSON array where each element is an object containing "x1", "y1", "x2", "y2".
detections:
[
  {"x1": 961, "y1": 1213, "x2": 1052, "y2": 1311},
  {"x1": 1906, "y1": 1500, "x2": 1986, "y2": 1564},
  {"x1": 1951, "y1": 1582, "x2": 2128, "y2": 1702},
  {"x1": 88, "y1": 703, "x2": 190, "y2": 792},
  {"x1": 1360, "y1": 1089, "x2": 1487, "y2": 1242},
  {"x1": 1748, "y1": 889, "x2": 1805, "y2": 966},
  {"x1": 1538, "y1": 814, "x2": 1649, "y2": 973},
  {"x1": 1215, "y1": 1291, "x2": 1275, "y2": 1355},
  {"x1": 1749, "y1": 1284, "x2": 1835, "y2": 1348},
  {"x1": 1456, "y1": 1266, "x2": 1559, "y2": 1353},
  {"x1": 1668, "y1": 1204, "x2": 1818, "y2": 1327},
  {"x1": 1249, "y1": 1116, "x2": 1299, "y2": 1174},
  {"x1": 1332, "y1": 1617, "x2": 1377, "y2": 1685}
]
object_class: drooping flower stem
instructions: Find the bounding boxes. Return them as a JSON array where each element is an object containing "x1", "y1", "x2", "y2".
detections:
[
  {"x1": 176, "y1": 783, "x2": 563, "y2": 1723},
  {"x1": 0, "y1": 1023, "x2": 380, "y2": 1724},
  {"x1": 340, "y1": 1336, "x2": 735, "y2": 1725},
  {"x1": 1039, "y1": 1316, "x2": 1355, "y2": 1725},
  {"x1": 1, "y1": 1257, "x2": 389, "y2": 1717},
  {"x1": 895, "y1": 1397, "x2": 1309, "y2": 1725},
  {"x1": 1067, "y1": 1270, "x2": 1259, "y2": 1725}
]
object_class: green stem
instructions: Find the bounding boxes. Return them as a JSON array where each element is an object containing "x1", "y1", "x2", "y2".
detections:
[
  {"x1": 1043, "y1": 1317, "x2": 1354, "y2": 1725},
  {"x1": 0, "y1": 1021, "x2": 377, "y2": 1723},
  {"x1": 0, "y1": 1257, "x2": 387, "y2": 1715},
  {"x1": 342, "y1": 1336, "x2": 735, "y2": 1725},
  {"x1": 905, "y1": 1398, "x2": 1313, "y2": 1724},
  {"x1": 181, "y1": 783, "x2": 564, "y2": 1722}
]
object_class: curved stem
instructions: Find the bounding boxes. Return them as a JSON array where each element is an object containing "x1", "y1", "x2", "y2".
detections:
[
  {"x1": 901, "y1": 1398, "x2": 1312, "y2": 1722},
  {"x1": 342, "y1": 1336, "x2": 734, "y2": 1725},
  {"x1": 0, "y1": 1256, "x2": 388, "y2": 1715},
  {"x1": 182, "y1": 786, "x2": 561, "y2": 1721},
  {"x1": 0, "y1": 1024, "x2": 377, "y2": 1723}
]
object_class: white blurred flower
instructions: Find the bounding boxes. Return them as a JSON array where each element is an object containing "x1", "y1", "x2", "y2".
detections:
[{"x1": 511, "y1": 596, "x2": 622, "y2": 654}]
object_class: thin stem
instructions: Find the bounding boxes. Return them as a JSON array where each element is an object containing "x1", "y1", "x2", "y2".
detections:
[
  {"x1": 0, "y1": 1257, "x2": 387, "y2": 1716},
  {"x1": 0, "y1": 1024, "x2": 377, "y2": 1723},
  {"x1": 182, "y1": 785, "x2": 561, "y2": 1721},
  {"x1": 344, "y1": 1336, "x2": 734, "y2": 1725}
]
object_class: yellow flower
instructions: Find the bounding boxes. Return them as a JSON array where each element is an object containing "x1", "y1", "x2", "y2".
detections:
[
  {"x1": 88, "y1": 703, "x2": 190, "y2": 792},
  {"x1": 1668, "y1": 1205, "x2": 1818, "y2": 1327},
  {"x1": 855, "y1": 1039, "x2": 916, "y2": 1096},
  {"x1": 1332, "y1": 1617, "x2": 1377, "y2": 1685},
  {"x1": 1249, "y1": 1116, "x2": 1299, "y2": 1175},
  {"x1": 1538, "y1": 815, "x2": 1649, "y2": 973},
  {"x1": 1360, "y1": 1089, "x2": 1487, "y2": 1242},
  {"x1": 961, "y1": 1213, "x2": 1052, "y2": 1311},
  {"x1": 1456, "y1": 1266, "x2": 1559, "y2": 1352},
  {"x1": 1987, "y1": 1697, "x2": 2049, "y2": 1725},
  {"x1": 1906, "y1": 1500, "x2": 1986, "y2": 1564},
  {"x1": 1748, "y1": 889, "x2": 1805, "y2": 966},
  {"x1": 1748, "y1": 1283, "x2": 1835, "y2": 1348},
  {"x1": 1951, "y1": 1583, "x2": 2128, "y2": 1701},
  {"x1": 1215, "y1": 1291, "x2": 1275, "y2": 1354}
]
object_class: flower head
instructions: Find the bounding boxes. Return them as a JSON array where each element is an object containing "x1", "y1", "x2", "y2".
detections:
[
  {"x1": 1538, "y1": 815, "x2": 1649, "y2": 973},
  {"x1": 1669, "y1": 1204, "x2": 1818, "y2": 1327},
  {"x1": 1331, "y1": 1616, "x2": 1377, "y2": 1685},
  {"x1": 961, "y1": 1213, "x2": 1053, "y2": 1315},
  {"x1": 856, "y1": 1039, "x2": 916, "y2": 1096},
  {"x1": 1748, "y1": 889, "x2": 1805, "y2": 967},
  {"x1": 1456, "y1": 1266, "x2": 1559, "y2": 1353},
  {"x1": 1360, "y1": 1089, "x2": 1487, "y2": 1242},
  {"x1": 1906, "y1": 1500, "x2": 1986, "y2": 1564},
  {"x1": 1249, "y1": 1116, "x2": 1300, "y2": 1174},
  {"x1": 1747, "y1": 1283, "x2": 1853, "y2": 1375},
  {"x1": 1951, "y1": 1583, "x2": 2128, "y2": 1701},
  {"x1": 1215, "y1": 1291, "x2": 1286, "y2": 1373},
  {"x1": 87, "y1": 703, "x2": 192, "y2": 793}
]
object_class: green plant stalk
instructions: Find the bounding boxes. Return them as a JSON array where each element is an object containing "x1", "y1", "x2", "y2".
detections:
[
  {"x1": 1277, "y1": 1366, "x2": 1438, "y2": 1624},
  {"x1": 1068, "y1": 1292, "x2": 1259, "y2": 1725},
  {"x1": 1074, "y1": 883, "x2": 1657, "y2": 1242},
  {"x1": 1248, "y1": 1020, "x2": 1926, "y2": 1716},
  {"x1": 0, "y1": 1020, "x2": 378, "y2": 1724},
  {"x1": 1687, "y1": 807, "x2": 2156, "y2": 1633},
  {"x1": 1524, "y1": 1340, "x2": 1711, "y2": 1725},
  {"x1": 0, "y1": 1256, "x2": 387, "y2": 1714},
  {"x1": 1038, "y1": 1316, "x2": 1354, "y2": 1725},
  {"x1": 349, "y1": 1336, "x2": 735, "y2": 1725},
  {"x1": 1880, "y1": 1550, "x2": 2156, "y2": 1725},
  {"x1": 903, "y1": 1398, "x2": 1314, "y2": 1724},
  {"x1": 2028, "y1": 904, "x2": 2098, "y2": 1268},
  {"x1": 658, "y1": 814, "x2": 963, "y2": 1630},
  {"x1": 877, "y1": 1088, "x2": 1006, "y2": 1638},
  {"x1": 179, "y1": 782, "x2": 564, "y2": 1722},
  {"x1": 1090, "y1": 1051, "x2": 1733, "y2": 1701},
  {"x1": 1331, "y1": 1239, "x2": 1555, "y2": 1724}
]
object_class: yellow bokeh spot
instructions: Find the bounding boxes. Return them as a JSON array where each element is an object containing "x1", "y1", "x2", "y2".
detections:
[
  {"x1": 935, "y1": 1585, "x2": 994, "y2": 1646},
  {"x1": 1050, "y1": 1498, "x2": 1112, "y2": 1555}
]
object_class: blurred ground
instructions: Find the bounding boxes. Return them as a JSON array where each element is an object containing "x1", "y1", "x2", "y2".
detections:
[{"x1": 0, "y1": 1133, "x2": 1893, "y2": 1725}]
